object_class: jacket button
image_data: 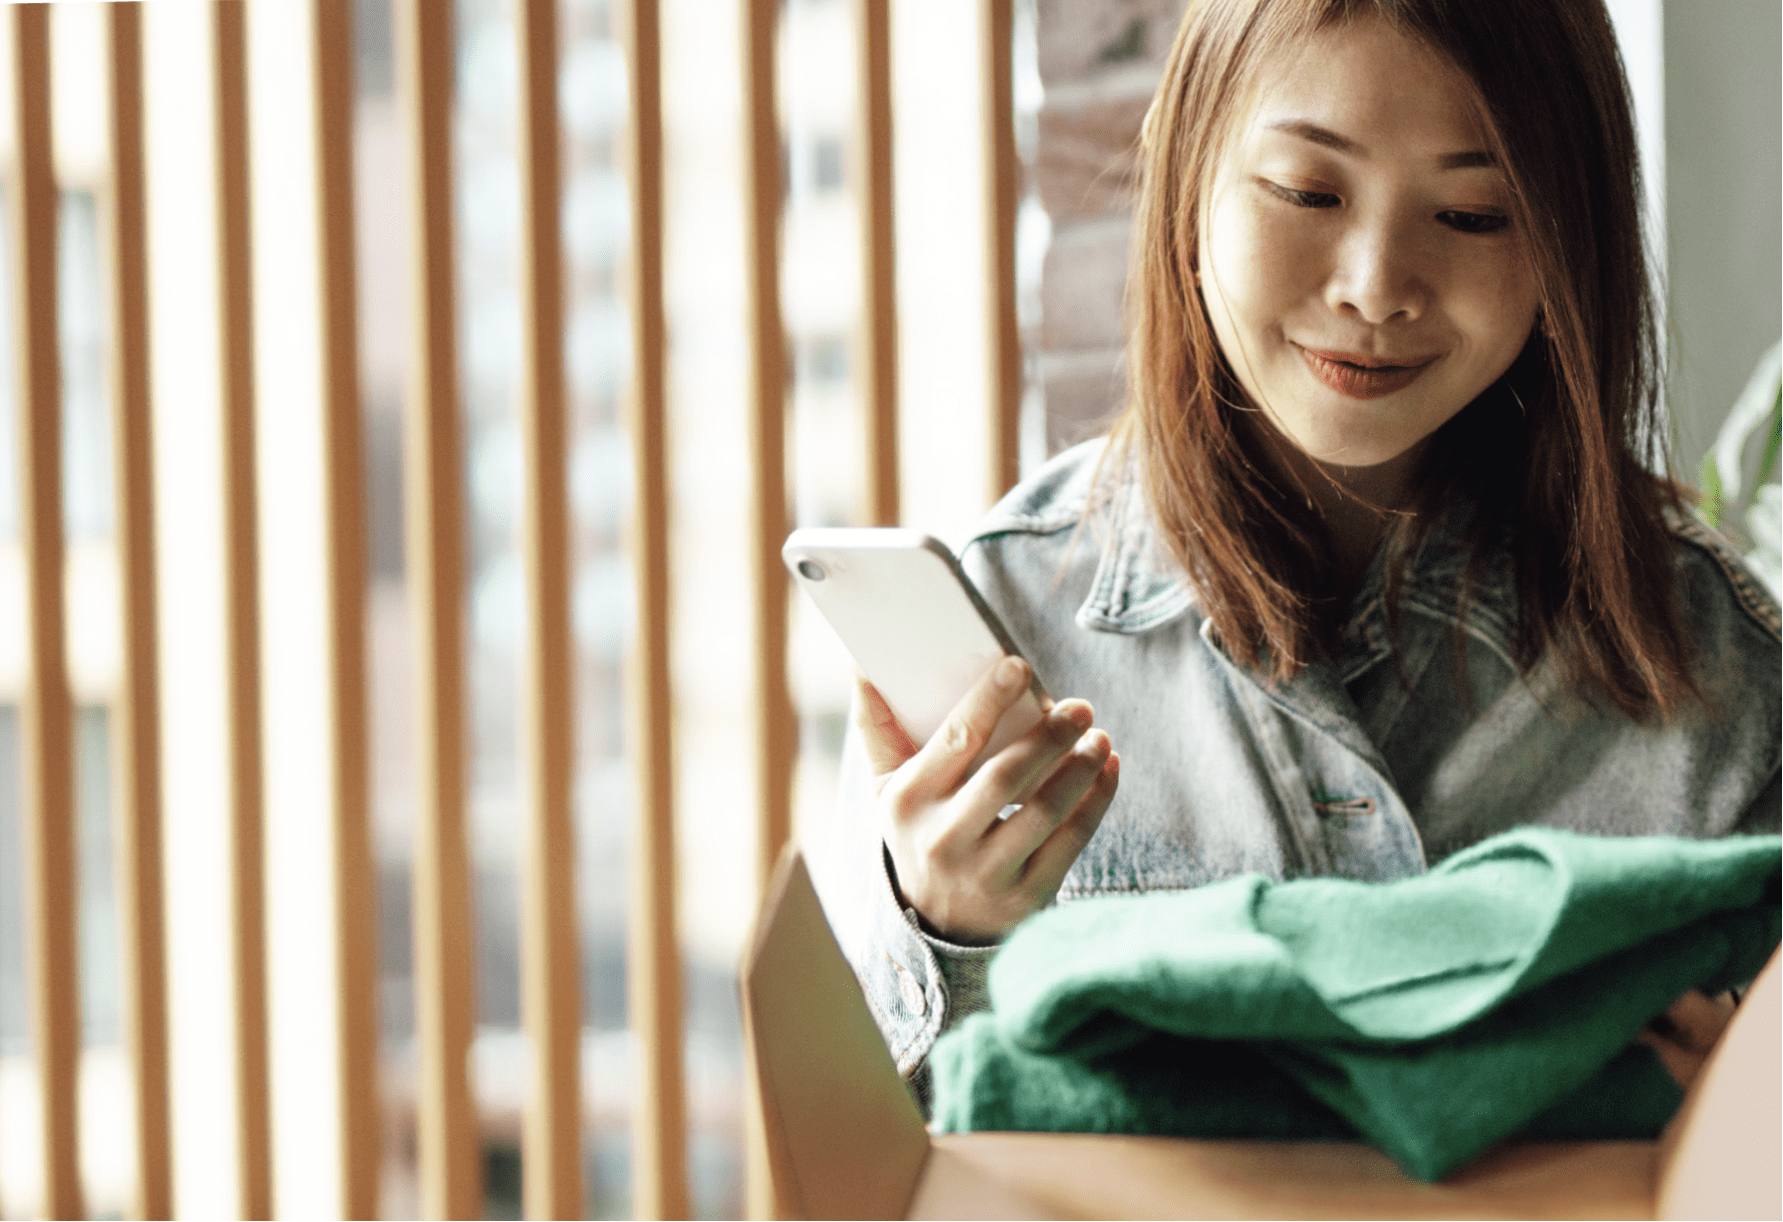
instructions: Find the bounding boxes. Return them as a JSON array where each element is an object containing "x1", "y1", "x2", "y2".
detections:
[{"x1": 893, "y1": 960, "x2": 927, "y2": 1017}]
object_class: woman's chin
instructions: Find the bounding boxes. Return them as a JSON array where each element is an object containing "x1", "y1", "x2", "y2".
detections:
[
  {"x1": 1236, "y1": 402, "x2": 1436, "y2": 484},
  {"x1": 1289, "y1": 433, "x2": 1425, "y2": 474}
]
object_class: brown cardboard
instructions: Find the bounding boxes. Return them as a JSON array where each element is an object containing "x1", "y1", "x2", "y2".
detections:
[
  {"x1": 740, "y1": 849, "x2": 930, "y2": 1218},
  {"x1": 1653, "y1": 930, "x2": 1782, "y2": 1221},
  {"x1": 742, "y1": 849, "x2": 1781, "y2": 1220}
]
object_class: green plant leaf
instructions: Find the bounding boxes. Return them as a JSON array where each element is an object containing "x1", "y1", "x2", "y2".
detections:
[
  {"x1": 1699, "y1": 454, "x2": 1724, "y2": 529},
  {"x1": 1753, "y1": 385, "x2": 1781, "y2": 491}
]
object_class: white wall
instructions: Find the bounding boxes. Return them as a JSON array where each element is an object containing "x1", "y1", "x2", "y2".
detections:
[{"x1": 1658, "y1": 0, "x2": 1781, "y2": 483}]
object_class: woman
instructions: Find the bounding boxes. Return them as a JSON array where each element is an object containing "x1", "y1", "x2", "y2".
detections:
[{"x1": 814, "y1": 0, "x2": 1781, "y2": 1099}]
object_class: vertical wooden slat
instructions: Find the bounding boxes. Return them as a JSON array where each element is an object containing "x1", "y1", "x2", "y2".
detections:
[
  {"x1": 620, "y1": 2, "x2": 689, "y2": 1218},
  {"x1": 392, "y1": 0, "x2": 479, "y2": 1216},
  {"x1": 7, "y1": 9, "x2": 82, "y2": 1219},
  {"x1": 854, "y1": 0, "x2": 898, "y2": 526},
  {"x1": 103, "y1": 8, "x2": 173, "y2": 1219},
  {"x1": 212, "y1": 5, "x2": 274, "y2": 1215},
  {"x1": 744, "y1": 0, "x2": 792, "y2": 914},
  {"x1": 515, "y1": 0, "x2": 582, "y2": 1216},
  {"x1": 743, "y1": 3, "x2": 793, "y2": 1213},
  {"x1": 979, "y1": 0, "x2": 1021, "y2": 502},
  {"x1": 311, "y1": 2, "x2": 381, "y2": 1215}
]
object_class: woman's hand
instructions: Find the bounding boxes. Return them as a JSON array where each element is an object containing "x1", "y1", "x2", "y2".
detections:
[
  {"x1": 856, "y1": 656, "x2": 1119, "y2": 945},
  {"x1": 1638, "y1": 990, "x2": 1737, "y2": 1090}
]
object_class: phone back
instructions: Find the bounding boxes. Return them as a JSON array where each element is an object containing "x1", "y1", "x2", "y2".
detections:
[{"x1": 784, "y1": 529, "x2": 1046, "y2": 760}]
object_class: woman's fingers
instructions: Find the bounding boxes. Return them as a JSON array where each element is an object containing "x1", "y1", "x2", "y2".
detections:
[
  {"x1": 1018, "y1": 750, "x2": 1119, "y2": 893},
  {"x1": 852, "y1": 673, "x2": 919, "y2": 776},
  {"x1": 1637, "y1": 989, "x2": 1738, "y2": 1089},
  {"x1": 956, "y1": 698, "x2": 1094, "y2": 809},
  {"x1": 984, "y1": 729, "x2": 1113, "y2": 873},
  {"x1": 885, "y1": 656, "x2": 1033, "y2": 810},
  {"x1": 1668, "y1": 989, "x2": 1737, "y2": 1049}
]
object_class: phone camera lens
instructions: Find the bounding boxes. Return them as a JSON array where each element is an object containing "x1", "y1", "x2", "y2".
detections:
[{"x1": 796, "y1": 559, "x2": 827, "y2": 582}]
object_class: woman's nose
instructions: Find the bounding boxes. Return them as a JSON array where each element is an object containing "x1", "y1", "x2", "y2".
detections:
[{"x1": 1324, "y1": 223, "x2": 1429, "y2": 324}]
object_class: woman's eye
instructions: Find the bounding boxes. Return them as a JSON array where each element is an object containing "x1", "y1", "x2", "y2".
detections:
[
  {"x1": 1438, "y1": 210, "x2": 1510, "y2": 235},
  {"x1": 1261, "y1": 180, "x2": 1340, "y2": 209}
]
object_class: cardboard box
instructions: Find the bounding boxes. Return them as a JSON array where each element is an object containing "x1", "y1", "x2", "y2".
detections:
[{"x1": 742, "y1": 850, "x2": 1781, "y2": 1220}]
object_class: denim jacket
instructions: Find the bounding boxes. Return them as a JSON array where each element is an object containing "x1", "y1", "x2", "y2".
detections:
[{"x1": 809, "y1": 438, "x2": 1783, "y2": 1092}]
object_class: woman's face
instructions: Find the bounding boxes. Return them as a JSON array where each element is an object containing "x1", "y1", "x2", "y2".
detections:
[{"x1": 1197, "y1": 17, "x2": 1541, "y2": 475}]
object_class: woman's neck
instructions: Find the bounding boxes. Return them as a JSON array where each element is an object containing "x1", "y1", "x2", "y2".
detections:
[{"x1": 1249, "y1": 422, "x2": 1429, "y2": 606}]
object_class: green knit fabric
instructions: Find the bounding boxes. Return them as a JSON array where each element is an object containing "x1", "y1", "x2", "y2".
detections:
[{"x1": 929, "y1": 829, "x2": 1782, "y2": 1181}]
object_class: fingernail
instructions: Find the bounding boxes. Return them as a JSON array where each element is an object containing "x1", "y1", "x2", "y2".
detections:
[
  {"x1": 1055, "y1": 702, "x2": 1092, "y2": 730},
  {"x1": 996, "y1": 657, "x2": 1027, "y2": 689}
]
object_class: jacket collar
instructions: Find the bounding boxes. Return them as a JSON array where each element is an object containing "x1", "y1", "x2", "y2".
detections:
[
  {"x1": 1076, "y1": 460, "x2": 1522, "y2": 669},
  {"x1": 1073, "y1": 463, "x2": 1196, "y2": 634}
]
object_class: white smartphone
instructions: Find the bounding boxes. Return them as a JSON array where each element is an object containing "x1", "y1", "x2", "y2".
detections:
[{"x1": 783, "y1": 527, "x2": 1050, "y2": 771}]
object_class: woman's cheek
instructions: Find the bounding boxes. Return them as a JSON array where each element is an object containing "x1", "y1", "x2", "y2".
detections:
[
  {"x1": 1452, "y1": 239, "x2": 1541, "y2": 348},
  {"x1": 1226, "y1": 202, "x2": 1326, "y2": 321}
]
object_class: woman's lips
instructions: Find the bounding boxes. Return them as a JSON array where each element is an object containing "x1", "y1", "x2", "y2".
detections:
[{"x1": 1296, "y1": 345, "x2": 1436, "y2": 399}]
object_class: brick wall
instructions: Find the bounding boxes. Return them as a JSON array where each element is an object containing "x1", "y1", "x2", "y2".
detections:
[{"x1": 1035, "y1": 0, "x2": 1186, "y2": 453}]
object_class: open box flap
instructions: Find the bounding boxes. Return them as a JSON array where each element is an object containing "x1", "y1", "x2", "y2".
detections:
[
  {"x1": 740, "y1": 847, "x2": 931, "y2": 1219},
  {"x1": 1655, "y1": 945, "x2": 1781, "y2": 1220}
]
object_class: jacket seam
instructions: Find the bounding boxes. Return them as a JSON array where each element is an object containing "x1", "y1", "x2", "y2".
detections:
[
  {"x1": 968, "y1": 506, "x2": 1087, "y2": 544},
  {"x1": 1670, "y1": 516, "x2": 1783, "y2": 644}
]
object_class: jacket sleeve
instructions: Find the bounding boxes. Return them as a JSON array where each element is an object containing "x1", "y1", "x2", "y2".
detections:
[{"x1": 806, "y1": 698, "x2": 1002, "y2": 1101}]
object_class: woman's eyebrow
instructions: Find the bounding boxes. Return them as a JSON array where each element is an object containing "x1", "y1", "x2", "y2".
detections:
[
  {"x1": 1267, "y1": 118, "x2": 1359, "y2": 152},
  {"x1": 1264, "y1": 118, "x2": 1497, "y2": 170},
  {"x1": 1437, "y1": 149, "x2": 1497, "y2": 170}
]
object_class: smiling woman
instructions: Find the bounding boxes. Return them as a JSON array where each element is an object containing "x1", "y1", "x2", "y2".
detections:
[
  {"x1": 1196, "y1": 16, "x2": 1544, "y2": 596},
  {"x1": 1200, "y1": 27, "x2": 1539, "y2": 463},
  {"x1": 813, "y1": 0, "x2": 1781, "y2": 1124},
  {"x1": 1119, "y1": 0, "x2": 1702, "y2": 699}
]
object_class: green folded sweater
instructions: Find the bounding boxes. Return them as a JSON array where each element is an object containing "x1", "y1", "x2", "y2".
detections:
[{"x1": 929, "y1": 829, "x2": 1781, "y2": 1181}]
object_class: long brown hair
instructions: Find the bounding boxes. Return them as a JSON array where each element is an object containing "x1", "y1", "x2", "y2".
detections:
[{"x1": 1114, "y1": 0, "x2": 1695, "y2": 719}]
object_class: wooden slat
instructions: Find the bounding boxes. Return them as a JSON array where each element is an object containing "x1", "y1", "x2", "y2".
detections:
[
  {"x1": 620, "y1": 2, "x2": 689, "y2": 1218},
  {"x1": 979, "y1": 0, "x2": 1021, "y2": 502},
  {"x1": 855, "y1": 0, "x2": 898, "y2": 526},
  {"x1": 743, "y1": 0, "x2": 792, "y2": 917},
  {"x1": 743, "y1": 2, "x2": 794, "y2": 1213},
  {"x1": 103, "y1": 8, "x2": 173, "y2": 1219},
  {"x1": 392, "y1": 0, "x2": 479, "y2": 1216},
  {"x1": 310, "y1": 2, "x2": 381, "y2": 1215},
  {"x1": 514, "y1": 0, "x2": 582, "y2": 1216},
  {"x1": 6, "y1": 9, "x2": 82, "y2": 1218},
  {"x1": 212, "y1": 4, "x2": 274, "y2": 1214}
]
